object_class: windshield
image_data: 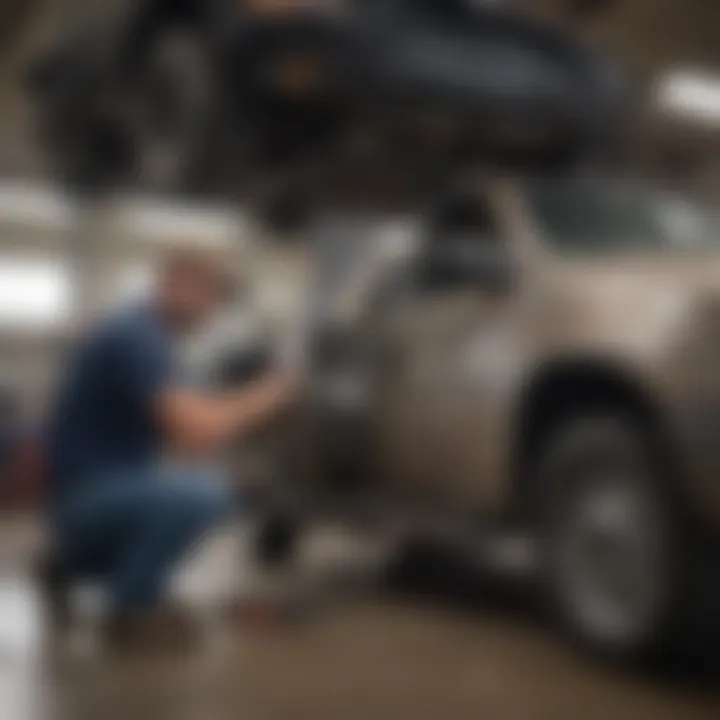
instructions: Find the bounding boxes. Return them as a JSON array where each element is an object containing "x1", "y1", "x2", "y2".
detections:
[{"x1": 528, "y1": 179, "x2": 720, "y2": 254}]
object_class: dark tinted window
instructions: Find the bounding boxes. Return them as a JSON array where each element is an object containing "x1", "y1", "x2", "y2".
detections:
[{"x1": 529, "y1": 179, "x2": 719, "y2": 254}]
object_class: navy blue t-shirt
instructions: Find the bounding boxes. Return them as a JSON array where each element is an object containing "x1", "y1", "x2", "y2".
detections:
[{"x1": 48, "y1": 304, "x2": 175, "y2": 498}]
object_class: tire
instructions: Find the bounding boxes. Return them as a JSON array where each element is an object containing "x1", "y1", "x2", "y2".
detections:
[
  {"x1": 132, "y1": 29, "x2": 218, "y2": 193},
  {"x1": 536, "y1": 415, "x2": 688, "y2": 662},
  {"x1": 29, "y1": 29, "x2": 135, "y2": 192}
]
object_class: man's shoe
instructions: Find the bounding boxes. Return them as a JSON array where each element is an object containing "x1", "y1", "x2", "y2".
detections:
[{"x1": 35, "y1": 553, "x2": 71, "y2": 631}]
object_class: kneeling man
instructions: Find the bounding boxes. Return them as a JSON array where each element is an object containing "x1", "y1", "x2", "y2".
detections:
[{"x1": 43, "y1": 248, "x2": 296, "y2": 650}]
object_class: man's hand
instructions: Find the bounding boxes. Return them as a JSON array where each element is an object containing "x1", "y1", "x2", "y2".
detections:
[
  {"x1": 157, "y1": 370, "x2": 301, "y2": 455},
  {"x1": 252, "y1": 370, "x2": 301, "y2": 416}
]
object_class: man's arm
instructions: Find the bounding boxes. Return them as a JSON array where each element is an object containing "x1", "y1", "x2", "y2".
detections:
[
  {"x1": 117, "y1": 311, "x2": 297, "y2": 457},
  {"x1": 156, "y1": 371, "x2": 297, "y2": 455}
]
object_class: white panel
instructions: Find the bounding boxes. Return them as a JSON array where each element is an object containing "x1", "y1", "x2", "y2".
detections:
[{"x1": 0, "y1": 256, "x2": 70, "y2": 329}]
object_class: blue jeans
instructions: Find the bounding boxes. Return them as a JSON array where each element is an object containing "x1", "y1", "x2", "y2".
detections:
[{"x1": 52, "y1": 465, "x2": 232, "y2": 612}]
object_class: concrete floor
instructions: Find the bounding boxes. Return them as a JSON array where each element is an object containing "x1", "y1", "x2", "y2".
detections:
[{"x1": 0, "y1": 516, "x2": 718, "y2": 720}]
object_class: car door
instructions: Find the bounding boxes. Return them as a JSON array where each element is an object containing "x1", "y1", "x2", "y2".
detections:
[{"x1": 373, "y1": 188, "x2": 525, "y2": 511}]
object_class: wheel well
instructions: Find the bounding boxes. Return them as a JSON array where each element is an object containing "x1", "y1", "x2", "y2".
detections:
[{"x1": 512, "y1": 359, "x2": 668, "y2": 516}]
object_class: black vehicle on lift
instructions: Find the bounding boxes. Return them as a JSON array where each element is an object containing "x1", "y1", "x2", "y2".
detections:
[{"x1": 29, "y1": 0, "x2": 624, "y2": 227}]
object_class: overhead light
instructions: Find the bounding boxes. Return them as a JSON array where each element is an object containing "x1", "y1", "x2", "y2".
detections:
[{"x1": 656, "y1": 69, "x2": 720, "y2": 126}]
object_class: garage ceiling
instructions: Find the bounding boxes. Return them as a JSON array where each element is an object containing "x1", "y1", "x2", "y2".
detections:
[
  {"x1": 1, "y1": 0, "x2": 719, "y2": 183},
  {"x1": 514, "y1": 0, "x2": 720, "y2": 182}
]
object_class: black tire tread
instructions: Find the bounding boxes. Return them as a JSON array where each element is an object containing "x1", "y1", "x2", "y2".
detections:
[{"x1": 535, "y1": 414, "x2": 705, "y2": 664}]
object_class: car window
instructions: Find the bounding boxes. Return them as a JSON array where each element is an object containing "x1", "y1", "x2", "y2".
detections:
[{"x1": 528, "y1": 179, "x2": 720, "y2": 255}]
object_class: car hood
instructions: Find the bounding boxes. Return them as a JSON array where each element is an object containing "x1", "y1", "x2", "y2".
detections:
[{"x1": 535, "y1": 255, "x2": 720, "y2": 356}]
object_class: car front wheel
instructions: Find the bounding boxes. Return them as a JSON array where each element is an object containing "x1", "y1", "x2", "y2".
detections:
[{"x1": 538, "y1": 416, "x2": 684, "y2": 662}]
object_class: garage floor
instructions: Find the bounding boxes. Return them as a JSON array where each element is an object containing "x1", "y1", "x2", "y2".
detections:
[{"x1": 0, "y1": 516, "x2": 717, "y2": 720}]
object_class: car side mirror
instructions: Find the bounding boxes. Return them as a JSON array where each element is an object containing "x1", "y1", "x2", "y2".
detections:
[{"x1": 418, "y1": 242, "x2": 516, "y2": 294}]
